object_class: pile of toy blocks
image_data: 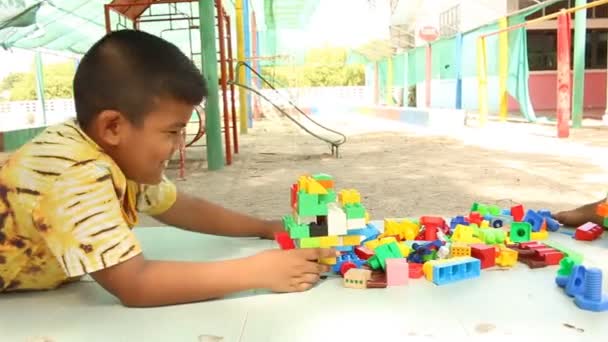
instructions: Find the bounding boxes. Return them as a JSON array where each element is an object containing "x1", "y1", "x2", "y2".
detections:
[
  {"x1": 275, "y1": 175, "x2": 588, "y2": 290},
  {"x1": 555, "y1": 255, "x2": 608, "y2": 312}
]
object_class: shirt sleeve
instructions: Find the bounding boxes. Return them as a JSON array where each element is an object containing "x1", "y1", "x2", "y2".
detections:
[
  {"x1": 32, "y1": 162, "x2": 142, "y2": 278},
  {"x1": 134, "y1": 174, "x2": 177, "y2": 216}
]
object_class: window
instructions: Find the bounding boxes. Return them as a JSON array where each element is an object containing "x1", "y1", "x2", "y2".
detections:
[
  {"x1": 527, "y1": 28, "x2": 608, "y2": 70},
  {"x1": 520, "y1": 0, "x2": 608, "y2": 19},
  {"x1": 439, "y1": 5, "x2": 460, "y2": 38}
]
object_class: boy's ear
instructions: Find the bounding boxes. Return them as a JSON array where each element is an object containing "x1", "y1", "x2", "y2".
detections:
[{"x1": 94, "y1": 110, "x2": 130, "y2": 146}]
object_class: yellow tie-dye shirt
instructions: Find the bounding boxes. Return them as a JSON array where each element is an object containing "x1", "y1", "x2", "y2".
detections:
[{"x1": 0, "y1": 119, "x2": 177, "y2": 292}]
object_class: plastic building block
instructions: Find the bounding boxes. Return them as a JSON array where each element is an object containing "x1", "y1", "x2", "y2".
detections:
[
  {"x1": 423, "y1": 257, "x2": 481, "y2": 285},
  {"x1": 344, "y1": 268, "x2": 372, "y2": 289},
  {"x1": 354, "y1": 246, "x2": 374, "y2": 260},
  {"x1": 574, "y1": 268, "x2": 608, "y2": 312},
  {"x1": 338, "y1": 189, "x2": 361, "y2": 205},
  {"x1": 290, "y1": 183, "x2": 298, "y2": 209},
  {"x1": 366, "y1": 271, "x2": 387, "y2": 288},
  {"x1": 348, "y1": 225, "x2": 380, "y2": 242},
  {"x1": 495, "y1": 246, "x2": 518, "y2": 267},
  {"x1": 297, "y1": 191, "x2": 327, "y2": 216},
  {"x1": 511, "y1": 204, "x2": 525, "y2": 222},
  {"x1": 450, "y1": 244, "x2": 471, "y2": 257},
  {"x1": 557, "y1": 257, "x2": 576, "y2": 277},
  {"x1": 339, "y1": 261, "x2": 357, "y2": 275},
  {"x1": 510, "y1": 222, "x2": 531, "y2": 243},
  {"x1": 470, "y1": 244, "x2": 496, "y2": 269},
  {"x1": 604, "y1": 216, "x2": 608, "y2": 228},
  {"x1": 488, "y1": 205, "x2": 502, "y2": 216},
  {"x1": 450, "y1": 216, "x2": 468, "y2": 229},
  {"x1": 468, "y1": 212, "x2": 482, "y2": 225},
  {"x1": 565, "y1": 265, "x2": 587, "y2": 297},
  {"x1": 274, "y1": 231, "x2": 295, "y2": 250},
  {"x1": 289, "y1": 223, "x2": 310, "y2": 239},
  {"x1": 298, "y1": 176, "x2": 328, "y2": 195},
  {"x1": 383, "y1": 218, "x2": 420, "y2": 240},
  {"x1": 491, "y1": 215, "x2": 513, "y2": 229},
  {"x1": 596, "y1": 202, "x2": 608, "y2": 217},
  {"x1": 574, "y1": 222, "x2": 603, "y2": 241},
  {"x1": 319, "y1": 236, "x2": 340, "y2": 247},
  {"x1": 344, "y1": 203, "x2": 366, "y2": 219},
  {"x1": 319, "y1": 257, "x2": 337, "y2": 265},
  {"x1": 480, "y1": 220, "x2": 490, "y2": 228},
  {"x1": 332, "y1": 252, "x2": 366, "y2": 274},
  {"x1": 530, "y1": 230, "x2": 548, "y2": 241},
  {"x1": 471, "y1": 202, "x2": 489, "y2": 216},
  {"x1": 312, "y1": 173, "x2": 334, "y2": 189},
  {"x1": 368, "y1": 242, "x2": 403, "y2": 270},
  {"x1": 398, "y1": 243, "x2": 411, "y2": 258},
  {"x1": 386, "y1": 258, "x2": 409, "y2": 286},
  {"x1": 309, "y1": 222, "x2": 328, "y2": 237},
  {"x1": 327, "y1": 202, "x2": 347, "y2": 236},
  {"x1": 523, "y1": 209, "x2": 544, "y2": 232},
  {"x1": 409, "y1": 263, "x2": 424, "y2": 278},
  {"x1": 543, "y1": 241, "x2": 584, "y2": 264},
  {"x1": 299, "y1": 237, "x2": 321, "y2": 248},
  {"x1": 478, "y1": 228, "x2": 506, "y2": 245},
  {"x1": 346, "y1": 218, "x2": 366, "y2": 230},
  {"x1": 342, "y1": 235, "x2": 363, "y2": 246},
  {"x1": 318, "y1": 190, "x2": 337, "y2": 206},
  {"x1": 451, "y1": 224, "x2": 482, "y2": 243},
  {"x1": 537, "y1": 210, "x2": 561, "y2": 231}
]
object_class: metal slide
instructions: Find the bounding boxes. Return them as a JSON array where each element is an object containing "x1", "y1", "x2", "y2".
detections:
[{"x1": 231, "y1": 62, "x2": 347, "y2": 157}]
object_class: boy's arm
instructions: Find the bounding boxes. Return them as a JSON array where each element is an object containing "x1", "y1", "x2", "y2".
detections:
[{"x1": 152, "y1": 191, "x2": 284, "y2": 239}]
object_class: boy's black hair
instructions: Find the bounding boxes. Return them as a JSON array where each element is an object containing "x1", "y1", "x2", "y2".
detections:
[{"x1": 73, "y1": 29, "x2": 207, "y2": 129}]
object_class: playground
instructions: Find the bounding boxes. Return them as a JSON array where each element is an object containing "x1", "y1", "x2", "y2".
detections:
[{"x1": 1, "y1": 0, "x2": 608, "y2": 340}]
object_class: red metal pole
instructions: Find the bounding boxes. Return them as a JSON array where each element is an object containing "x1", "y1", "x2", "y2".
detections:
[
  {"x1": 556, "y1": 11, "x2": 572, "y2": 138},
  {"x1": 225, "y1": 14, "x2": 239, "y2": 154},
  {"x1": 215, "y1": 0, "x2": 232, "y2": 165},
  {"x1": 425, "y1": 43, "x2": 431, "y2": 108}
]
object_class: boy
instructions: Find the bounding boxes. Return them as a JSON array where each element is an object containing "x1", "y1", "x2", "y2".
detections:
[
  {"x1": 553, "y1": 198, "x2": 605, "y2": 227},
  {"x1": 0, "y1": 30, "x2": 335, "y2": 307}
]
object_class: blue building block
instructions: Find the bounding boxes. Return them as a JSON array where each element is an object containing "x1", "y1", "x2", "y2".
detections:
[
  {"x1": 331, "y1": 251, "x2": 366, "y2": 273},
  {"x1": 501, "y1": 208, "x2": 511, "y2": 216},
  {"x1": 450, "y1": 216, "x2": 468, "y2": 230},
  {"x1": 431, "y1": 257, "x2": 481, "y2": 286},
  {"x1": 523, "y1": 209, "x2": 544, "y2": 232},
  {"x1": 574, "y1": 268, "x2": 608, "y2": 312},
  {"x1": 566, "y1": 265, "x2": 587, "y2": 298},
  {"x1": 336, "y1": 245, "x2": 355, "y2": 253},
  {"x1": 347, "y1": 225, "x2": 380, "y2": 242},
  {"x1": 483, "y1": 214, "x2": 495, "y2": 222},
  {"x1": 537, "y1": 210, "x2": 561, "y2": 232}
]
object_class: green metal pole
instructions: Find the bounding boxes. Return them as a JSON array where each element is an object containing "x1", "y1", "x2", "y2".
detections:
[
  {"x1": 199, "y1": 0, "x2": 224, "y2": 170},
  {"x1": 572, "y1": 0, "x2": 587, "y2": 128},
  {"x1": 34, "y1": 51, "x2": 47, "y2": 125}
]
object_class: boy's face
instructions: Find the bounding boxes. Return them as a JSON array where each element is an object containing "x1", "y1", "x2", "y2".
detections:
[{"x1": 92, "y1": 98, "x2": 193, "y2": 184}]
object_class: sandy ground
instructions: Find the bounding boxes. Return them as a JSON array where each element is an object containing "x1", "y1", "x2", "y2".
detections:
[{"x1": 139, "y1": 109, "x2": 608, "y2": 227}]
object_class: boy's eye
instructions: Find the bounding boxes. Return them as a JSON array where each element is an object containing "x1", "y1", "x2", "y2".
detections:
[{"x1": 167, "y1": 130, "x2": 179, "y2": 135}]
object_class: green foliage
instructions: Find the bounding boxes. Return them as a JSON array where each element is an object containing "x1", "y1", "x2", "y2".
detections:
[
  {"x1": 260, "y1": 47, "x2": 365, "y2": 88},
  {"x1": 1, "y1": 61, "x2": 75, "y2": 101}
]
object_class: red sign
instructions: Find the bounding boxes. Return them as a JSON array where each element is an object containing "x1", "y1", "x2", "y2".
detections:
[{"x1": 419, "y1": 26, "x2": 439, "y2": 42}]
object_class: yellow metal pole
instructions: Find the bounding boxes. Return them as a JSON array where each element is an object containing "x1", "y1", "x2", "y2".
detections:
[
  {"x1": 236, "y1": 0, "x2": 247, "y2": 134},
  {"x1": 477, "y1": 37, "x2": 488, "y2": 126},
  {"x1": 498, "y1": 17, "x2": 508, "y2": 122}
]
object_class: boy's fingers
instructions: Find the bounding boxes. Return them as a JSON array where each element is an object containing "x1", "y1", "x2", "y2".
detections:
[
  {"x1": 302, "y1": 261, "x2": 330, "y2": 274},
  {"x1": 297, "y1": 273, "x2": 320, "y2": 284},
  {"x1": 298, "y1": 248, "x2": 338, "y2": 260}
]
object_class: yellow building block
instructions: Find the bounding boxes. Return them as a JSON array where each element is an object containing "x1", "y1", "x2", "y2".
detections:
[
  {"x1": 342, "y1": 235, "x2": 363, "y2": 246},
  {"x1": 398, "y1": 243, "x2": 411, "y2": 258},
  {"x1": 495, "y1": 246, "x2": 518, "y2": 267},
  {"x1": 339, "y1": 189, "x2": 361, "y2": 205},
  {"x1": 319, "y1": 236, "x2": 340, "y2": 247},
  {"x1": 319, "y1": 257, "x2": 337, "y2": 265},
  {"x1": 451, "y1": 224, "x2": 482, "y2": 243},
  {"x1": 379, "y1": 237, "x2": 398, "y2": 245},
  {"x1": 423, "y1": 260, "x2": 435, "y2": 282},
  {"x1": 450, "y1": 244, "x2": 471, "y2": 257},
  {"x1": 364, "y1": 239, "x2": 381, "y2": 251},
  {"x1": 365, "y1": 211, "x2": 370, "y2": 224},
  {"x1": 480, "y1": 220, "x2": 490, "y2": 228},
  {"x1": 298, "y1": 175, "x2": 328, "y2": 195},
  {"x1": 530, "y1": 230, "x2": 548, "y2": 241},
  {"x1": 383, "y1": 219, "x2": 420, "y2": 240}
]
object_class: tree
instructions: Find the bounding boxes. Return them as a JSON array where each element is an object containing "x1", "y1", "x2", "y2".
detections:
[{"x1": 1, "y1": 61, "x2": 75, "y2": 101}]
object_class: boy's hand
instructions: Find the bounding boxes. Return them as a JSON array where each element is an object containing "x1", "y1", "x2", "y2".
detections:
[
  {"x1": 251, "y1": 248, "x2": 337, "y2": 292},
  {"x1": 259, "y1": 219, "x2": 286, "y2": 240}
]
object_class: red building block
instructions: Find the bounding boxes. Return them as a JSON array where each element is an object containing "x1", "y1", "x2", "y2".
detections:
[
  {"x1": 274, "y1": 231, "x2": 295, "y2": 250},
  {"x1": 574, "y1": 222, "x2": 603, "y2": 241},
  {"x1": 290, "y1": 183, "x2": 299, "y2": 209},
  {"x1": 535, "y1": 249, "x2": 564, "y2": 265},
  {"x1": 408, "y1": 263, "x2": 424, "y2": 279},
  {"x1": 424, "y1": 225, "x2": 438, "y2": 241},
  {"x1": 468, "y1": 212, "x2": 483, "y2": 225},
  {"x1": 511, "y1": 204, "x2": 525, "y2": 222},
  {"x1": 354, "y1": 246, "x2": 374, "y2": 260},
  {"x1": 470, "y1": 244, "x2": 496, "y2": 269}
]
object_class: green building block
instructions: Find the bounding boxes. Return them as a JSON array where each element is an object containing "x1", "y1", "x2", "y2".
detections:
[
  {"x1": 282, "y1": 215, "x2": 296, "y2": 232},
  {"x1": 344, "y1": 203, "x2": 366, "y2": 219},
  {"x1": 604, "y1": 216, "x2": 608, "y2": 228},
  {"x1": 298, "y1": 237, "x2": 321, "y2": 248},
  {"x1": 510, "y1": 222, "x2": 531, "y2": 243},
  {"x1": 312, "y1": 173, "x2": 333, "y2": 181},
  {"x1": 319, "y1": 190, "x2": 337, "y2": 205},
  {"x1": 470, "y1": 202, "x2": 480, "y2": 212},
  {"x1": 557, "y1": 257, "x2": 577, "y2": 277},
  {"x1": 289, "y1": 223, "x2": 310, "y2": 239},
  {"x1": 297, "y1": 191, "x2": 327, "y2": 216},
  {"x1": 471, "y1": 202, "x2": 489, "y2": 216},
  {"x1": 479, "y1": 228, "x2": 506, "y2": 245},
  {"x1": 488, "y1": 205, "x2": 502, "y2": 216},
  {"x1": 367, "y1": 242, "x2": 403, "y2": 270}
]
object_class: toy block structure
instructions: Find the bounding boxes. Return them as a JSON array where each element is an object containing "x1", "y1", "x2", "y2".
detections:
[
  {"x1": 422, "y1": 257, "x2": 481, "y2": 285},
  {"x1": 382, "y1": 218, "x2": 420, "y2": 241},
  {"x1": 574, "y1": 222, "x2": 603, "y2": 241},
  {"x1": 470, "y1": 244, "x2": 496, "y2": 269},
  {"x1": 556, "y1": 264, "x2": 608, "y2": 312},
  {"x1": 507, "y1": 241, "x2": 564, "y2": 268},
  {"x1": 280, "y1": 174, "x2": 373, "y2": 266}
]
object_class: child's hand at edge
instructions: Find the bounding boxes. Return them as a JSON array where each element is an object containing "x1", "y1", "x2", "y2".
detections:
[{"x1": 250, "y1": 247, "x2": 338, "y2": 292}]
